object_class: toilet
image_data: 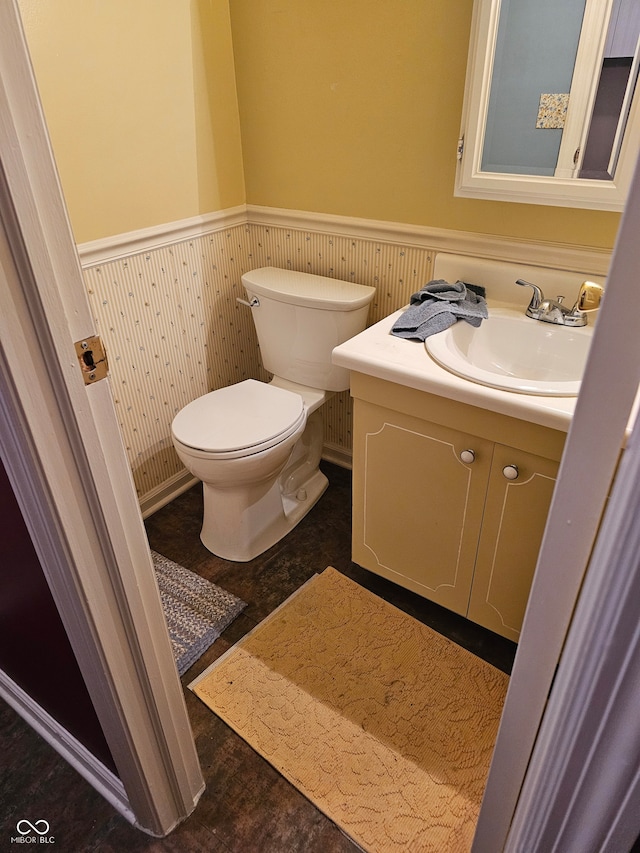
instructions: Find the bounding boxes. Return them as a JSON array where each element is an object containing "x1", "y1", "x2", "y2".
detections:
[{"x1": 171, "y1": 267, "x2": 375, "y2": 561}]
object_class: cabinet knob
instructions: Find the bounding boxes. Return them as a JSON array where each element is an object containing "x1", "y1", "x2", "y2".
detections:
[
  {"x1": 460, "y1": 449, "x2": 476, "y2": 464},
  {"x1": 503, "y1": 464, "x2": 519, "y2": 480}
]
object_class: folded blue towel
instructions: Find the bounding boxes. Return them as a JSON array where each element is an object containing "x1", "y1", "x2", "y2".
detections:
[{"x1": 391, "y1": 279, "x2": 488, "y2": 341}]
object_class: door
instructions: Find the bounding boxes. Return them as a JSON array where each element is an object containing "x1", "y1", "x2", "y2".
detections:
[
  {"x1": 468, "y1": 445, "x2": 558, "y2": 641},
  {"x1": 0, "y1": 0, "x2": 202, "y2": 835},
  {"x1": 353, "y1": 400, "x2": 492, "y2": 614}
]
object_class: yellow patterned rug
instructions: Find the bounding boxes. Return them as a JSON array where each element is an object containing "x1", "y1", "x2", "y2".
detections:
[{"x1": 190, "y1": 567, "x2": 508, "y2": 853}]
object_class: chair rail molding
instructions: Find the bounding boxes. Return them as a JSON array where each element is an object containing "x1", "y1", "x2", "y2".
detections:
[
  {"x1": 78, "y1": 204, "x2": 612, "y2": 278},
  {"x1": 245, "y1": 205, "x2": 612, "y2": 276},
  {"x1": 78, "y1": 206, "x2": 248, "y2": 266}
]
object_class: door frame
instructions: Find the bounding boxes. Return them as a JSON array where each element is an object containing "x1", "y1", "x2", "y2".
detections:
[
  {"x1": 474, "y1": 155, "x2": 640, "y2": 849},
  {"x1": 0, "y1": 1, "x2": 203, "y2": 836},
  {"x1": 505, "y1": 388, "x2": 640, "y2": 850}
]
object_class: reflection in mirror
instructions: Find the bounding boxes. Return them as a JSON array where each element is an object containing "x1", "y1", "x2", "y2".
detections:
[
  {"x1": 482, "y1": 0, "x2": 587, "y2": 178},
  {"x1": 456, "y1": 0, "x2": 640, "y2": 210},
  {"x1": 558, "y1": 0, "x2": 640, "y2": 181}
]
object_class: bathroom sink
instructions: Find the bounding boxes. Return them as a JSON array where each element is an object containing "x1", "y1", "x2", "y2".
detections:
[{"x1": 424, "y1": 307, "x2": 593, "y2": 396}]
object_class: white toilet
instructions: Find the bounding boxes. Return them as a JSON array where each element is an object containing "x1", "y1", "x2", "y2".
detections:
[{"x1": 171, "y1": 267, "x2": 375, "y2": 561}]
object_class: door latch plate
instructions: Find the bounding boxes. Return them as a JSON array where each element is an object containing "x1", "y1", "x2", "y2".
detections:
[{"x1": 74, "y1": 335, "x2": 108, "y2": 385}]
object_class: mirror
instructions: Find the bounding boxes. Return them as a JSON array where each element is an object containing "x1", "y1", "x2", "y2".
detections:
[{"x1": 456, "y1": 0, "x2": 640, "y2": 210}]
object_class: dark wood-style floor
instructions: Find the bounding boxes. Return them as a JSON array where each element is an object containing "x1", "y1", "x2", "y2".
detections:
[{"x1": 0, "y1": 462, "x2": 516, "y2": 852}]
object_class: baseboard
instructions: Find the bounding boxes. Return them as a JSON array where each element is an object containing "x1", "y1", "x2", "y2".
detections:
[
  {"x1": 322, "y1": 443, "x2": 353, "y2": 470},
  {"x1": 140, "y1": 469, "x2": 199, "y2": 519},
  {"x1": 0, "y1": 669, "x2": 136, "y2": 827}
]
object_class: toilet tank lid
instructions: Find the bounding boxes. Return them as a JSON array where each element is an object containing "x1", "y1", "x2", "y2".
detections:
[{"x1": 241, "y1": 267, "x2": 375, "y2": 311}]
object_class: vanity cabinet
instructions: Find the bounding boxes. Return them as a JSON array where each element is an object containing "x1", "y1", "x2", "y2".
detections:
[{"x1": 351, "y1": 373, "x2": 566, "y2": 642}]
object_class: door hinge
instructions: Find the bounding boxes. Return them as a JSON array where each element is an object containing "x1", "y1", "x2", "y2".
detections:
[
  {"x1": 74, "y1": 335, "x2": 108, "y2": 385},
  {"x1": 457, "y1": 136, "x2": 465, "y2": 161}
]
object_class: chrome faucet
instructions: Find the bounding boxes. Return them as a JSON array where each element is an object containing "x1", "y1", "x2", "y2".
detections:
[{"x1": 515, "y1": 279, "x2": 603, "y2": 327}]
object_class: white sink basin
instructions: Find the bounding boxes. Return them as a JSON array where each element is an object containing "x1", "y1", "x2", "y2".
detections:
[{"x1": 425, "y1": 307, "x2": 594, "y2": 396}]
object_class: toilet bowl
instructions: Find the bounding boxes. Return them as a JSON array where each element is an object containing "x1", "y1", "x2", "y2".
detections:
[
  {"x1": 171, "y1": 267, "x2": 375, "y2": 562},
  {"x1": 172, "y1": 378, "x2": 329, "y2": 561}
]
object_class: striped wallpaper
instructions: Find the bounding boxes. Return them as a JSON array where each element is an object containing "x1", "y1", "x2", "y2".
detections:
[{"x1": 83, "y1": 219, "x2": 435, "y2": 505}]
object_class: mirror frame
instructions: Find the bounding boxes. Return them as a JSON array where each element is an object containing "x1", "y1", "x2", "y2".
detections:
[{"x1": 455, "y1": 0, "x2": 640, "y2": 211}]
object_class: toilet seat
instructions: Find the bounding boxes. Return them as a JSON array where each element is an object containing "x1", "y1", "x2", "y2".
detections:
[{"x1": 171, "y1": 379, "x2": 306, "y2": 459}]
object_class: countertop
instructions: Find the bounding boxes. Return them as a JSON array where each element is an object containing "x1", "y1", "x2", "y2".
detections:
[{"x1": 333, "y1": 307, "x2": 586, "y2": 434}]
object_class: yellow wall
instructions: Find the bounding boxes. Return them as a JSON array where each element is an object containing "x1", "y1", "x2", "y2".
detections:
[
  {"x1": 18, "y1": 0, "x2": 245, "y2": 244},
  {"x1": 20, "y1": 0, "x2": 621, "y2": 249},
  {"x1": 229, "y1": 0, "x2": 620, "y2": 249}
]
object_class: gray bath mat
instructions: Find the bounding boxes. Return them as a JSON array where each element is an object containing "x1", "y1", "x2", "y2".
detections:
[{"x1": 152, "y1": 550, "x2": 246, "y2": 675}]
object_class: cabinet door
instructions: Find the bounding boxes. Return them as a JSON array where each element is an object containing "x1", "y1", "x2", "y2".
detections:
[
  {"x1": 352, "y1": 400, "x2": 492, "y2": 615},
  {"x1": 467, "y1": 444, "x2": 559, "y2": 641}
]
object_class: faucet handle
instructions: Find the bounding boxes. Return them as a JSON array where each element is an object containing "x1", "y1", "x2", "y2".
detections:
[
  {"x1": 516, "y1": 279, "x2": 544, "y2": 309},
  {"x1": 573, "y1": 280, "x2": 603, "y2": 312},
  {"x1": 516, "y1": 278, "x2": 544, "y2": 316}
]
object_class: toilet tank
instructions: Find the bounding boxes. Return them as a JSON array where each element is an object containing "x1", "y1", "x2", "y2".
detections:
[{"x1": 241, "y1": 267, "x2": 375, "y2": 392}]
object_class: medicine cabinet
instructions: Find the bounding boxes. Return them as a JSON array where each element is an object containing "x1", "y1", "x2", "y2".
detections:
[{"x1": 455, "y1": 0, "x2": 640, "y2": 210}]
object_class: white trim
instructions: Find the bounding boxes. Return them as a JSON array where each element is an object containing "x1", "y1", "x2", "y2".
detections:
[
  {"x1": 77, "y1": 206, "x2": 248, "y2": 266},
  {"x1": 75, "y1": 203, "x2": 611, "y2": 279},
  {"x1": 0, "y1": 671, "x2": 136, "y2": 829},
  {"x1": 321, "y1": 443, "x2": 353, "y2": 471},
  {"x1": 246, "y1": 204, "x2": 611, "y2": 276},
  {"x1": 140, "y1": 470, "x2": 198, "y2": 519}
]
